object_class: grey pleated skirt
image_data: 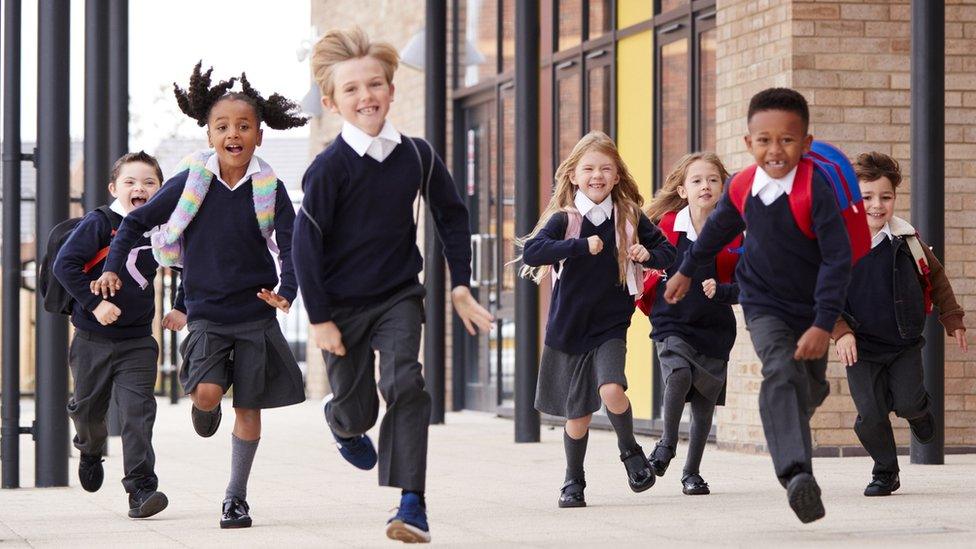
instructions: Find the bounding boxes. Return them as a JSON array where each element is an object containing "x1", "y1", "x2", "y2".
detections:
[
  {"x1": 535, "y1": 338, "x2": 628, "y2": 419},
  {"x1": 656, "y1": 335, "x2": 728, "y2": 406}
]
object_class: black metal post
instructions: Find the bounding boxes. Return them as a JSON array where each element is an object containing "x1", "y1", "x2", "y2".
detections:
[
  {"x1": 514, "y1": 0, "x2": 540, "y2": 442},
  {"x1": 910, "y1": 0, "x2": 945, "y2": 465},
  {"x1": 2, "y1": 0, "x2": 25, "y2": 490},
  {"x1": 107, "y1": 0, "x2": 129, "y2": 164},
  {"x1": 84, "y1": 0, "x2": 110, "y2": 211},
  {"x1": 35, "y1": 0, "x2": 72, "y2": 487},
  {"x1": 424, "y1": 0, "x2": 448, "y2": 425}
]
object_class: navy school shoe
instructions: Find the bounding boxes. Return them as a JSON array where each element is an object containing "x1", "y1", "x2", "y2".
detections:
[
  {"x1": 786, "y1": 472, "x2": 825, "y2": 524},
  {"x1": 128, "y1": 489, "x2": 169, "y2": 519},
  {"x1": 191, "y1": 403, "x2": 222, "y2": 438},
  {"x1": 220, "y1": 496, "x2": 252, "y2": 529},
  {"x1": 864, "y1": 472, "x2": 900, "y2": 497},
  {"x1": 386, "y1": 492, "x2": 431, "y2": 543},
  {"x1": 322, "y1": 394, "x2": 377, "y2": 470},
  {"x1": 78, "y1": 453, "x2": 104, "y2": 492}
]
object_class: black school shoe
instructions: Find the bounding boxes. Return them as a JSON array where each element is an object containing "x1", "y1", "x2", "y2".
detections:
[
  {"x1": 620, "y1": 446, "x2": 655, "y2": 492},
  {"x1": 128, "y1": 490, "x2": 169, "y2": 519},
  {"x1": 78, "y1": 453, "x2": 104, "y2": 493},
  {"x1": 558, "y1": 479, "x2": 586, "y2": 508},
  {"x1": 681, "y1": 472, "x2": 710, "y2": 495},
  {"x1": 191, "y1": 403, "x2": 222, "y2": 438},
  {"x1": 648, "y1": 442, "x2": 675, "y2": 477},
  {"x1": 864, "y1": 472, "x2": 900, "y2": 497},
  {"x1": 909, "y1": 412, "x2": 935, "y2": 443},
  {"x1": 786, "y1": 473, "x2": 825, "y2": 524},
  {"x1": 220, "y1": 496, "x2": 252, "y2": 529}
]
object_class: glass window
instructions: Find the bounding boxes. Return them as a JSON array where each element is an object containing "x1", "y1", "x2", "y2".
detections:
[
  {"x1": 501, "y1": 0, "x2": 515, "y2": 73},
  {"x1": 499, "y1": 86, "x2": 516, "y2": 293},
  {"x1": 558, "y1": 0, "x2": 583, "y2": 51},
  {"x1": 659, "y1": 0, "x2": 686, "y2": 14},
  {"x1": 459, "y1": 0, "x2": 498, "y2": 87},
  {"x1": 557, "y1": 70, "x2": 582, "y2": 162},
  {"x1": 660, "y1": 38, "x2": 689, "y2": 176},
  {"x1": 587, "y1": 63, "x2": 612, "y2": 135},
  {"x1": 588, "y1": 0, "x2": 613, "y2": 39},
  {"x1": 699, "y1": 27, "x2": 717, "y2": 153}
]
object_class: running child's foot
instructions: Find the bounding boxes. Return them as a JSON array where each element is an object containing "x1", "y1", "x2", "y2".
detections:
[
  {"x1": 128, "y1": 489, "x2": 169, "y2": 518},
  {"x1": 648, "y1": 442, "x2": 675, "y2": 477},
  {"x1": 863, "y1": 472, "x2": 900, "y2": 497},
  {"x1": 620, "y1": 445, "x2": 655, "y2": 492},
  {"x1": 786, "y1": 472, "x2": 825, "y2": 523},
  {"x1": 681, "y1": 472, "x2": 710, "y2": 495},
  {"x1": 220, "y1": 496, "x2": 252, "y2": 529},
  {"x1": 322, "y1": 394, "x2": 377, "y2": 470},
  {"x1": 909, "y1": 412, "x2": 935, "y2": 443},
  {"x1": 191, "y1": 403, "x2": 222, "y2": 438},
  {"x1": 557, "y1": 478, "x2": 586, "y2": 508},
  {"x1": 386, "y1": 492, "x2": 431, "y2": 543},
  {"x1": 78, "y1": 453, "x2": 104, "y2": 492}
]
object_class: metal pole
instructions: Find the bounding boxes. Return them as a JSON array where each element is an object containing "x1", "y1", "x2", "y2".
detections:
[
  {"x1": 107, "y1": 0, "x2": 129, "y2": 163},
  {"x1": 514, "y1": 0, "x2": 540, "y2": 442},
  {"x1": 910, "y1": 0, "x2": 945, "y2": 465},
  {"x1": 2, "y1": 0, "x2": 25, "y2": 489},
  {"x1": 36, "y1": 0, "x2": 72, "y2": 487},
  {"x1": 424, "y1": 0, "x2": 448, "y2": 425}
]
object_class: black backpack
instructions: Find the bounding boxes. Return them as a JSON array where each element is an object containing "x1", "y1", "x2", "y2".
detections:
[{"x1": 39, "y1": 205, "x2": 122, "y2": 315}]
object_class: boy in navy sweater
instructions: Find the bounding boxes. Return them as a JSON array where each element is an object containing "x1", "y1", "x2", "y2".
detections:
[
  {"x1": 665, "y1": 88, "x2": 852, "y2": 523},
  {"x1": 295, "y1": 27, "x2": 492, "y2": 543},
  {"x1": 832, "y1": 151, "x2": 967, "y2": 496},
  {"x1": 54, "y1": 152, "x2": 181, "y2": 519}
]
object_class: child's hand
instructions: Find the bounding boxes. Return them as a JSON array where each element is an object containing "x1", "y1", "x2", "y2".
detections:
[
  {"x1": 91, "y1": 272, "x2": 122, "y2": 299},
  {"x1": 451, "y1": 286, "x2": 495, "y2": 335},
  {"x1": 795, "y1": 326, "x2": 830, "y2": 360},
  {"x1": 93, "y1": 300, "x2": 121, "y2": 326},
  {"x1": 664, "y1": 272, "x2": 691, "y2": 304},
  {"x1": 954, "y1": 328, "x2": 968, "y2": 352},
  {"x1": 162, "y1": 309, "x2": 187, "y2": 331},
  {"x1": 702, "y1": 278, "x2": 717, "y2": 299},
  {"x1": 835, "y1": 333, "x2": 857, "y2": 367},
  {"x1": 311, "y1": 321, "x2": 346, "y2": 356},
  {"x1": 257, "y1": 288, "x2": 291, "y2": 313},
  {"x1": 587, "y1": 235, "x2": 604, "y2": 255},
  {"x1": 627, "y1": 244, "x2": 650, "y2": 263}
]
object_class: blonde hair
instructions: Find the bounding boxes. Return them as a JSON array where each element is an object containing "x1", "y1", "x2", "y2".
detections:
[
  {"x1": 311, "y1": 26, "x2": 399, "y2": 100},
  {"x1": 645, "y1": 152, "x2": 730, "y2": 223},
  {"x1": 516, "y1": 131, "x2": 645, "y2": 286}
]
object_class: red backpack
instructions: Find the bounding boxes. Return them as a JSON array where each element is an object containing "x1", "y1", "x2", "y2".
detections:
[
  {"x1": 635, "y1": 210, "x2": 742, "y2": 316},
  {"x1": 727, "y1": 141, "x2": 871, "y2": 265}
]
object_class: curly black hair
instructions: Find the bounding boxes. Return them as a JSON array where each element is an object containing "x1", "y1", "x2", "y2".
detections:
[
  {"x1": 747, "y1": 87, "x2": 810, "y2": 133},
  {"x1": 173, "y1": 61, "x2": 308, "y2": 130}
]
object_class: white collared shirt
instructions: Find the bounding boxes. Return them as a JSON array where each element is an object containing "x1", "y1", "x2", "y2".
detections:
[
  {"x1": 574, "y1": 192, "x2": 613, "y2": 226},
  {"x1": 672, "y1": 205, "x2": 697, "y2": 242},
  {"x1": 751, "y1": 165, "x2": 798, "y2": 206},
  {"x1": 109, "y1": 199, "x2": 128, "y2": 218},
  {"x1": 871, "y1": 222, "x2": 893, "y2": 249},
  {"x1": 341, "y1": 119, "x2": 402, "y2": 163},
  {"x1": 205, "y1": 154, "x2": 261, "y2": 191}
]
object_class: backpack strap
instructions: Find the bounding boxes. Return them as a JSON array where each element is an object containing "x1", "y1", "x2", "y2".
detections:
[
  {"x1": 407, "y1": 137, "x2": 435, "y2": 224},
  {"x1": 728, "y1": 165, "x2": 757, "y2": 215},
  {"x1": 82, "y1": 206, "x2": 122, "y2": 273},
  {"x1": 658, "y1": 210, "x2": 680, "y2": 246},
  {"x1": 904, "y1": 233, "x2": 934, "y2": 314},
  {"x1": 552, "y1": 209, "x2": 583, "y2": 287},
  {"x1": 716, "y1": 233, "x2": 743, "y2": 284},
  {"x1": 786, "y1": 158, "x2": 816, "y2": 239}
]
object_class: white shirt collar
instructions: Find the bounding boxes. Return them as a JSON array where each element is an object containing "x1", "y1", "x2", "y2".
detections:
[
  {"x1": 109, "y1": 199, "x2": 128, "y2": 218},
  {"x1": 341, "y1": 119, "x2": 402, "y2": 162},
  {"x1": 752, "y1": 165, "x2": 798, "y2": 197},
  {"x1": 871, "y1": 222, "x2": 893, "y2": 249},
  {"x1": 574, "y1": 192, "x2": 613, "y2": 225},
  {"x1": 672, "y1": 205, "x2": 697, "y2": 241},
  {"x1": 204, "y1": 153, "x2": 261, "y2": 191}
]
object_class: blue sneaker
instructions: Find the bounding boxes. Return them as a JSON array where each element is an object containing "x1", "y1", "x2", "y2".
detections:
[
  {"x1": 323, "y1": 394, "x2": 377, "y2": 470},
  {"x1": 386, "y1": 492, "x2": 431, "y2": 543}
]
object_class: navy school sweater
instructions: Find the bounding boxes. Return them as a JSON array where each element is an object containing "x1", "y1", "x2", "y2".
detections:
[
  {"x1": 293, "y1": 135, "x2": 472, "y2": 324},
  {"x1": 651, "y1": 234, "x2": 738, "y2": 361},
  {"x1": 523, "y1": 211, "x2": 675, "y2": 355},
  {"x1": 104, "y1": 171, "x2": 297, "y2": 324},
  {"x1": 679, "y1": 170, "x2": 851, "y2": 334},
  {"x1": 54, "y1": 207, "x2": 184, "y2": 339}
]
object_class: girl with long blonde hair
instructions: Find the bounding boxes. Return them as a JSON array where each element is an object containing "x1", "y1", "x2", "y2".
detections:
[{"x1": 519, "y1": 131, "x2": 675, "y2": 508}]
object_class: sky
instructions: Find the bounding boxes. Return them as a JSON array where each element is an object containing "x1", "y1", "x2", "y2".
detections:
[{"x1": 2, "y1": 0, "x2": 313, "y2": 151}]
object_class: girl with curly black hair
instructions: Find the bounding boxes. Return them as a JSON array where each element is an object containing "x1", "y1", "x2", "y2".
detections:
[{"x1": 93, "y1": 62, "x2": 307, "y2": 530}]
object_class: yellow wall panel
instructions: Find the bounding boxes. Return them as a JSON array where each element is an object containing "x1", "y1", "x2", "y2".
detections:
[{"x1": 617, "y1": 0, "x2": 654, "y2": 29}]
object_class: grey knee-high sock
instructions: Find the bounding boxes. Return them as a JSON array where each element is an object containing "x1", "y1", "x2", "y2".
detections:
[
  {"x1": 661, "y1": 369, "x2": 693, "y2": 448},
  {"x1": 606, "y1": 405, "x2": 638, "y2": 453},
  {"x1": 225, "y1": 435, "x2": 260, "y2": 500},
  {"x1": 564, "y1": 430, "x2": 588, "y2": 481},
  {"x1": 684, "y1": 394, "x2": 716, "y2": 475}
]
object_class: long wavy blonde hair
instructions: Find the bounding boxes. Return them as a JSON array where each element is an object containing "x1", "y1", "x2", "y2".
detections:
[
  {"x1": 645, "y1": 152, "x2": 730, "y2": 223},
  {"x1": 515, "y1": 131, "x2": 645, "y2": 285}
]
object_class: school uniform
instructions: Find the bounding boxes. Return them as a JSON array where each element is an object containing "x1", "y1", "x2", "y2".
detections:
[
  {"x1": 680, "y1": 165, "x2": 852, "y2": 486},
  {"x1": 53, "y1": 200, "x2": 179, "y2": 495},
  {"x1": 524, "y1": 193, "x2": 675, "y2": 419},
  {"x1": 104, "y1": 156, "x2": 305, "y2": 410},
  {"x1": 293, "y1": 120, "x2": 473, "y2": 492},
  {"x1": 835, "y1": 219, "x2": 965, "y2": 475}
]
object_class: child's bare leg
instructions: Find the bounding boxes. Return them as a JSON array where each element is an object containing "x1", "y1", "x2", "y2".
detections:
[
  {"x1": 191, "y1": 383, "x2": 223, "y2": 412},
  {"x1": 226, "y1": 408, "x2": 261, "y2": 503},
  {"x1": 600, "y1": 383, "x2": 637, "y2": 452}
]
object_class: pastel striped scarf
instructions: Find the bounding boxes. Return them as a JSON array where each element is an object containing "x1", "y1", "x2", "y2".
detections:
[{"x1": 151, "y1": 150, "x2": 278, "y2": 267}]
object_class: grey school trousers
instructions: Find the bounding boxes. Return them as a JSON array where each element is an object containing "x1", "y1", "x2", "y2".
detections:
[
  {"x1": 67, "y1": 330, "x2": 159, "y2": 494},
  {"x1": 747, "y1": 314, "x2": 830, "y2": 487},
  {"x1": 322, "y1": 283, "x2": 431, "y2": 492}
]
